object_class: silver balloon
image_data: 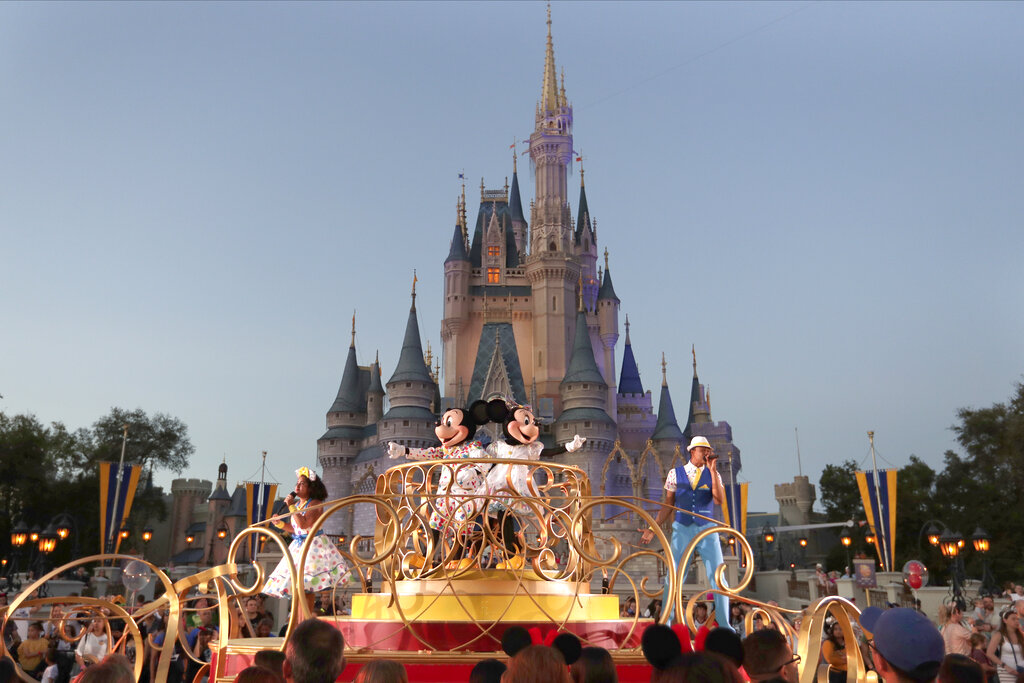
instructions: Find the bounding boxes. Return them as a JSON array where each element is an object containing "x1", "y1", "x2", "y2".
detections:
[{"x1": 121, "y1": 560, "x2": 152, "y2": 593}]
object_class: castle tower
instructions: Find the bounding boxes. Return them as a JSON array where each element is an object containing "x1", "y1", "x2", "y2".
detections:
[
  {"x1": 615, "y1": 316, "x2": 656, "y2": 453},
  {"x1": 682, "y1": 349, "x2": 743, "y2": 486},
  {"x1": 318, "y1": 315, "x2": 367, "y2": 535},
  {"x1": 596, "y1": 249, "x2": 620, "y2": 416},
  {"x1": 555, "y1": 293, "x2": 615, "y2": 477},
  {"x1": 775, "y1": 476, "x2": 816, "y2": 527},
  {"x1": 380, "y1": 279, "x2": 439, "y2": 451},
  {"x1": 169, "y1": 478, "x2": 211, "y2": 558},
  {"x1": 441, "y1": 186, "x2": 472, "y2": 400},
  {"x1": 367, "y1": 353, "x2": 385, "y2": 424},
  {"x1": 576, "y1": 170, "x2": 599, "y2": 311},
  {"x1": 651, "y1": 354, "x2": 685, "y2": 464},
  {"x1": 205, "y1": 461, "x2": 231, "y2": 565},
  {"x1": 509, "y1": 153, "x2": 528, "y2": 257},
  {"x1": 525, "y1": 7, "x2": 580, "y2": 409}
]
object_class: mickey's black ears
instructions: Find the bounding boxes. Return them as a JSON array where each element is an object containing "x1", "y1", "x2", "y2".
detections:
[
  {"x1": 468, "y1": 400, "x2": 491, "y2": 426},
  {"x1": 486, "y1": 398, "x2": 509, "y2": 423},
  {"x1": 501, "y1": 626, "x2": 532, "y2": 658},
  {"x1": 551, "y1": 632, "x2": 582, "y2": 666},
  {"x1": 641, "y1": 624, "x2": 681, "y2": 670}
]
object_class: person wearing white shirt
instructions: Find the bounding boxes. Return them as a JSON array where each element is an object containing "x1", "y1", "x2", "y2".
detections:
[
  {"x1": 639, "y1": 436, "x2": 730, "y2": 628},
  {"x1": 75, "y1": 617, "x2": 109, "y2": 670}
]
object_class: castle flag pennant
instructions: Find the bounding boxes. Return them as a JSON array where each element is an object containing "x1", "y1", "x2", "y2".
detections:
[
  {"x1": 855, "y1": 469, "x2": 897, "y2": 573},
  {"x1": 721, "y1": 480, "x2": 748, "y2": 554},
  {"x1": 98, "y1": 462, "x2": 143, "y2": 555},
  {"x1": 245, "y1": 482, "x2": 279, "y2": 559}
]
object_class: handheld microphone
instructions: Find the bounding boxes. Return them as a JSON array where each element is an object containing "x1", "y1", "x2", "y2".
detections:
[{"x1": 288, "y1": 490, "x2": 297, "y2": 498}]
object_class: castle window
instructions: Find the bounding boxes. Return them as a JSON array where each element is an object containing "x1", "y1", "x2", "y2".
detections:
[
  {"x1": 487, "y1": 268, "x2": 500, "y2": 283},
  {"x1": 552, "y1": 297, "x2": 556, "y2": 311},
  {"x1": 330, "y1": 440, "x2": 336, "y2": 446},
  {"x1": 406, "y1": 382, "x2": 411, "y2": 387},
  {"x1": 583, "y1": 384, "x2": 589, "y2": 389},
  {"x1": 585, "y1": 421, "x2": 591, "y2": 428},
  {"x1": 549, "y1": 241, "x2": 556, "y2": 252},
  {"x1": 488, "y1": 246, "x2": 500, "y2": 257},
  {"x1": 349, "y1": 440, "x2": 355, "y2": 446},
  {"x1": 403, "y1": 420, "x2": 409, "y2": 427}
]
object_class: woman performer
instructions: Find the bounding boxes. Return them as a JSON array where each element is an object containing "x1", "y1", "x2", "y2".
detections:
[{"x1": 264, "y1": 467, "x2": 349, "y2": 613}]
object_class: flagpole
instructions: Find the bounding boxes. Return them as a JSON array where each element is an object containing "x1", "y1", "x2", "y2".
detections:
[
  {"x1": 107, "y1": 424, "x2": 129, "y2": 556},
  {"x1": 868, "y1": 431, "x2": 890, "y2": 572}
]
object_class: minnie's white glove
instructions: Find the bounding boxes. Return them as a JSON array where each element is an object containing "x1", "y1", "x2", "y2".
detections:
[
  {"x1": 387, "y1": 442, "x2": 407, "y2": 459},
  {"x1": 565, "y1": 434, "x2": 586, "y2": 452}
]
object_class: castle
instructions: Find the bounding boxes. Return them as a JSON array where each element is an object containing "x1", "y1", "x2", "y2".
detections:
[{"x1": 315, "y1": 9, "x2": 744, "y2": 540}]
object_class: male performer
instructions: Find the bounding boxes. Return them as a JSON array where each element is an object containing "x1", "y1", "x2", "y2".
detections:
[{"x1": 640, "y1": 435, "x2": 730, "y2": 628}]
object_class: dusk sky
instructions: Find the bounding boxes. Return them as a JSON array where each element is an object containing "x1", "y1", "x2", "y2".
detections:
[{"x1": 3, "y1": 2, "x2": 1022, "y2": 513}]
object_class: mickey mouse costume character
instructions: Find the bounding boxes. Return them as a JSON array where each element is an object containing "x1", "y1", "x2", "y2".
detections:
[
  {"x1": 485, "y1": 399, "x2": 585, "y2": 570},
  {"x1": 388, "y1": 399, "x2": 502, "y2": 569}
]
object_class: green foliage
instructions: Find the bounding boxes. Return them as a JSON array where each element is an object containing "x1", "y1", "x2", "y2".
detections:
[
  {"x1": 817, "y1": 381, "x2": 1024, "y2": 584},
  {"x1": 0, "y1": 407, "x2": 193, "y2": 561},
  {"x1": 818, "y1": 459, "x2": 860, "y2": 523}
]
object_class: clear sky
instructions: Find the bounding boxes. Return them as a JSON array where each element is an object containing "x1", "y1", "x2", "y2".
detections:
[{"x1": 2, "y1": 1, "x2": 1022, "y2": 513}]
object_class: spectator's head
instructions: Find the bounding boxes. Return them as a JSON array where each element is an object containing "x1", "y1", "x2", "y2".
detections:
[
  {"x1": 570, "y1": 646, "x2": 617, "y2": 683},
  {"x1": 825, "y1": 621, "x2": 846, "y2": 648},
  {"x1": 45, "y1": 648, "x2": 58, "y2": 666},
  {"x1": 468, "y1": 659, "x2": 506, "y2": 683},
  {"x1": 743, "y1": 628, "x2": 799, "y2": 683},
  {"x1": 982, "y1": 596, "x2": 994, "y2": 611},
  {"x1": 860, "y1": 607, "x2": 943, "y2": 682},
  {"x1": 694, "y1": 602, "x2": 708, "y2": 622},
  {"x1": 1015, "y1": 600, "x2": 1024, "y2": 620},
  {"x1": 504, "y1": 645, "x2": 571, "y2": 683},
  {"x1": 652, "y1": 652, "x2": 745, "y2": 683},
  {"x1": 234, "y1": 666, "x2": 285, "y2": 683},
  {"x1": 283, "y1": 618, "x2": 345, "y2": 683},
  {"x1": 254, "y1": 650, "x2": 286, "y2": 678},
  {"x1": 0, "y1": 658, "x2": 14, "y2": 683},
  {"x1": 352, "y1": 659, "x2": 408, "y2": 683},
  {"x1": 969, "y1": 633, "x2": 986, "y2": 650},
  {"x1": 245, "y1": 597, "x2": 260, "y2": 614},
  {"x1": 79, "y1": 659, "x2": 134, "y2": 683},
  {"x1": 1015, "y1": 585, "x2": 1024, "y2": 597},
  {"x1": 89, "y1": 617, "x2": 105, "y2": 635},
  {"x1": 937, "y1": 654, "x2": 983, "y2": 683},
  {"x1": 28, "y1": 622, "x2": 43, "y2": 639},
  {"x1": 999, "y1": 608, "x2": 1022, "y2": 639},
  {"x1": 704, "y1": 627, "x2": 744, "y2": 668},
  {"x1": 257, "y1": 617, "x2": 274, "y2": 638}
]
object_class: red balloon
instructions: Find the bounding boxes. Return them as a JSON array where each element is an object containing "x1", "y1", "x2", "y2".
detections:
[{"x1": 907, "y1": 574, "x2": 923, "y2": 590}]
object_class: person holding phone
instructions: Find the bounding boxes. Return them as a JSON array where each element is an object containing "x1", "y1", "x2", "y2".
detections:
[{"x1": 639, "y1": 436, "x2": 730, "y2": 628}]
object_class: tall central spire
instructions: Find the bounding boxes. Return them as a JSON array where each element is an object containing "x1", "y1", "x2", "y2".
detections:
[{"x1": 540, "y1": 4, "x2": 561, "y2": 114}]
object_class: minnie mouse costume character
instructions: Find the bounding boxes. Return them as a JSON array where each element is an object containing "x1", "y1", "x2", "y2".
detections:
[
  {"x1": 387, "y1": 399, "x2": 502, "y2": 568},
  {"x1": 485, "y1": 399, "x2": 585, "y2": 569}
]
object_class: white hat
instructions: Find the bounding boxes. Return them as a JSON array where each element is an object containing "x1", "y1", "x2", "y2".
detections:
[{"x1": 687, "y1": 436, "x2": 713, "y2": 452}]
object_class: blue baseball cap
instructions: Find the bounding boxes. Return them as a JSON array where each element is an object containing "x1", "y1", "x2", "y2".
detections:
[{"x1": 859, "y1": 607, "x2": 944, "y2": 680}]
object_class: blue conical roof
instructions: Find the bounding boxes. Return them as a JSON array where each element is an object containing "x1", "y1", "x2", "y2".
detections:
[
  {"x1": 445, "y1": 223, "x2": 468, "y2": 263},
  {"x1": 575, "y1": 181, "x2": 590, "y2": 243},
  {"x1": 509, "y1": 170, "x2": 526, "y2": 224},
  {"x1": 618, "y1": 333, "x2": 644, "y2": 395},
  {"x1": 653, "y1": 381, "x2": 684, "y2": 441},
  {"x1": 561, "y1": 309, "x2": 606, "y2": 386},
  {"x1": 329, "y1": 344, "x2": 365, "y2": 413},
  {"x1": 387, "y1": 298, "x2": 434, "y2": 384},
  {"x1": 598, "y1": 265, "x2": 618, "y2": 301},
  {"x1": 368, "y1": 357, "x2": 385, "y2": 395},
  {"x1": 682, "y1": 372, "x2": 701, "y2": 443}
]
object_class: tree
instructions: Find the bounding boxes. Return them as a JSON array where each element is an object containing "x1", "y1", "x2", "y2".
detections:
[
  {"x1": 90, "y1": 408, "x2": 194, "y2": 475},
  {"x1": 818, "y1": 459, "x2": 860, "y2": 523},
  {"x1": 938, "y1": 382, "x2": 1024, "y2": 582}
]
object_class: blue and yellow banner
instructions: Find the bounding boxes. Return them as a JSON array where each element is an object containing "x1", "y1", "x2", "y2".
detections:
[
  {"x1": 721, "y1": 480, "x2": 748, "y2": 554},
  {"x1": 855, "y1": 469, "x2": 897, "y2": 572},
  {"x1": 245, "y1": 482, "x2": 278, "y2": 559},
  {"x1": 98, "y1": 462, "x2": 143, "y2": 554}
]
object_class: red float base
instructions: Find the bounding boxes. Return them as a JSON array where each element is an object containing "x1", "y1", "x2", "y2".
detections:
[{"x1": 209, "y1": 618, "x2": 655, "y2": 683}]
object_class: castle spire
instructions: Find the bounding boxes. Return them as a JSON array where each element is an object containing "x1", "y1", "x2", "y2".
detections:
[
  {"x1": 653, "y1": 353, "x2": 684, "y2": 442},
  {"x1": 411, "y1": 270, "x2": 417, "y2": 310},
  {"x1": 692, "y1": 344, "x2": 698, "y2": 377},
  {"x1": 350, "y1": 311, "x2": 356, "y2": 347},
  {"x1": 540, "y1": 3, "x2": 560, "y2": 113},
  {"x1": 617, "y1": 314, "x2": 644, "y2": 396}
]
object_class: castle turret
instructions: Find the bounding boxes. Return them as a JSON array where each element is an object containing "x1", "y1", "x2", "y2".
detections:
[
  {"x1": 205, "y1": 461, "x2": 231, "y2": 565},
  {"x1": 576, "y1": 170, "x2": 599, "y2": 310},
  {"x1": 652, "y1": 354, "x2": 684, "y2": 451},
  {"x1": 615, "y1": 316, "x2": 656, "y2": 452},
  {"x1": 596, "y1": 249, "x2": 620, "y2": 416},
  {"x1": 367, "y1": 352, "x2": 385, "y2": 424},
  {"x1": 380, "y1": 278, "x2": 439, "y2": 451},
  {"x1": 509, "y1": 153, "x2": 528, "y2": 258},
  {"x1": 442, "y1": 186, "x2": 472, "y2": 400},
  {"x1": 555, "y1": 295, "x2": 615, "y2": 474}
]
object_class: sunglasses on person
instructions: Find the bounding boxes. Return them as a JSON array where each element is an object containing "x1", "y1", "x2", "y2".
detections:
[{"x1": 777, "y1": 654, "x2": 801, "y2": 670}]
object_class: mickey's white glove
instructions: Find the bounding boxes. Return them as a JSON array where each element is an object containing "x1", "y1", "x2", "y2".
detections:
[
  {"x1": 565, "y1": 434, "x2": 586, "y2": 453},
  {"x1": 387, "y1": 442, "x2": 407, "y2": 459}
]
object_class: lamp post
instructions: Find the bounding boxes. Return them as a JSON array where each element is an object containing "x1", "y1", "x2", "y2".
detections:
[
  {"x1": 939, "y1": 528, "x2": 965, "y2": 604},
  {"x1": 142, "y1": 528, "x2": 153, "y2": 544},
  {"x1": 971, "y1": 527, "x2": 997, "y2": 596},
  {"x1": 840, "y1": 527, "x2": 853, "y2": 569}
]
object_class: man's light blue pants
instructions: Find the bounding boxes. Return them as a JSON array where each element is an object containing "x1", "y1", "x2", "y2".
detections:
[{"x1": 662, "y1": 520, "x2": 731, "y2": 629}]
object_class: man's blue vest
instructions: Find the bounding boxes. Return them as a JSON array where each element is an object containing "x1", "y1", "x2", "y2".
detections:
[{"x1": 673, "y1": 465, "x2": 715, "y2": 526}]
